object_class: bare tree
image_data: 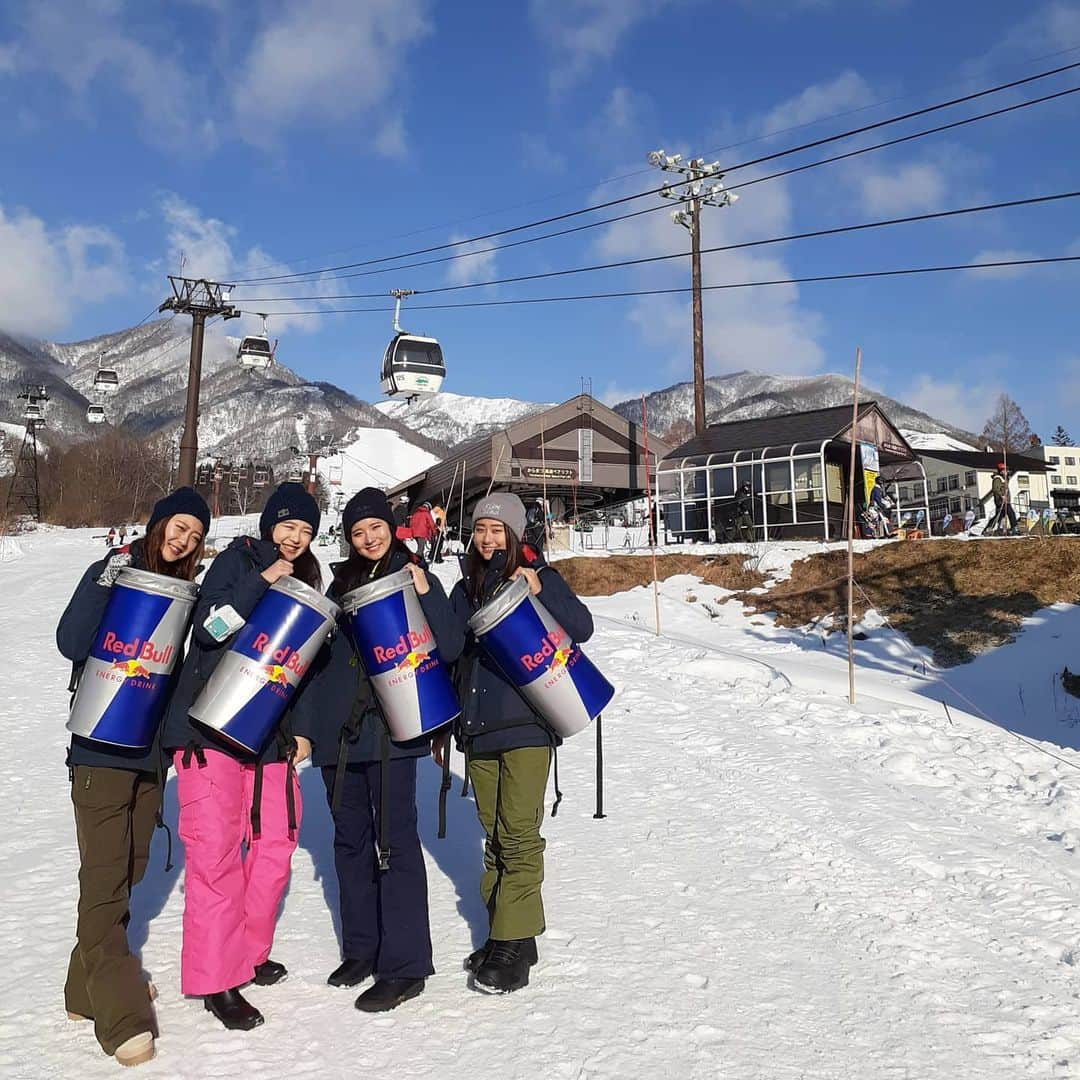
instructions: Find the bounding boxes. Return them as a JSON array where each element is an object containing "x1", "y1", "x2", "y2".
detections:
[{"x1": 980, "y1": 395, "x2": 1034, "y2": 456}]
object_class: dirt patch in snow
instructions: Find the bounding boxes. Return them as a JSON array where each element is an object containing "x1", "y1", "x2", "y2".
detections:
[
  {"x1": 557, "y1": 554, "x2": 766, "y2": 596},
  {"x1": 739, "y1": 539, "x2": 1080, "y2": 666}
]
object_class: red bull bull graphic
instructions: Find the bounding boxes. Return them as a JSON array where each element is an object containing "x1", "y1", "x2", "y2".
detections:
[
  {"x1": 468, "y1": 575, "x2": 614, "y2": 738},
  {"x1": 187, "y1": 576, "x2": 339, "y2": 754},
  {"x1": 342, "y1": 568, "x2": 459, "y2": 742},
  {"x1": 67, "y1": 568, "x2": 199, "y2": 749}
]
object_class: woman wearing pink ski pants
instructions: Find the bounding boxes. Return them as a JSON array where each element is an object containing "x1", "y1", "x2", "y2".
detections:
[{"x1": 174, "y1": 748, "x2": 301, "y2": 995}]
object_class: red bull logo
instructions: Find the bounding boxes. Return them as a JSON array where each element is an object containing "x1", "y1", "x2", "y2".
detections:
[
  {"x1": 263, "y1": 663, "x2": 290, "y2": 687},
  {"x1": 101, "y1": 632, "x2": 173, "y2": 668},
  {"x1": 111, "y1": 659, "x2": 153, "y2": 679},
  {"x1": 395, "y1": 650, "x2": 430, "y2": 671},
  {"x1": 250, "y1": 633, "x2": 309, "y2": 678},
  {"x1": 520, "y1": 628, "x2": 569, "y2": 673},
  {"x1": 372, "y1": 627, "x2": 432, "y2": 665}
]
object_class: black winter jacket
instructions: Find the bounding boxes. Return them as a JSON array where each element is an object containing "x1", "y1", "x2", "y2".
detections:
[
  {"x1": 57, "y1": 541, "x2": 177, "y2": 772},
  {"x1": 162, "y1": 536, "x2": 313, "y2": 764},
  {"x1": 449, "y1": 548, "x2": 593, "y2": 754},
  {"x1": 292, "y1": 548, "x2": 464, "y2": 767}
]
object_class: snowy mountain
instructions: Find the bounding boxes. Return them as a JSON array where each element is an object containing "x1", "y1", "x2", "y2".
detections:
[
  {"x1": 374, "y1": 391, "x2": 551, "y2": 447},
  {"x1": 0, "y1": 320, "x2": 445, "y2": 465},
  {"x1": 612, "y1": 372, "x2": 981, "y2": 448},
  {"x1": 315, "y1": 428, "x2": 441, "y2": 495}
]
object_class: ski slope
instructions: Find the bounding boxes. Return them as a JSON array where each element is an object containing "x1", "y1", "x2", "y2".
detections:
[
  {"x1": 315, "y1": 427, "x2": 440, "y2": 496},
  {"x1": 3, "y1": 529, "x2": 1080, "y2": 1078}
]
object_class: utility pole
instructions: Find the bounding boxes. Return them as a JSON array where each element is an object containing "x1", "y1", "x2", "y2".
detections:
[
  {"x1": 647, "y1": 151, "x2": 739, "y2": 436},
  {"x1": 159, "y1": 277, "x2": 239, "y2": 487}
]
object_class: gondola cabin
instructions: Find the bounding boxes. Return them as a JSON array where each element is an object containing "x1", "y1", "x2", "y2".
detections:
[
  {"x1": 380, "y1": 333, "x2": 445, "y2": 399},
  {"x1": 86, "y1": 403, "x2": 106, "y2": 424},
  {"x1": 238, "y1": 335, "x2": 273, "y2": 371},
  {"x1": 93, "y1": 368, "x2": 120, "y2": 395}
]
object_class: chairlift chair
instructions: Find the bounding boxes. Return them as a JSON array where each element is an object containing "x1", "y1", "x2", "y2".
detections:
[
  {"x1": 288, "y1": 463, "x2": 303, "y2": 483},
  {"x1": 253, "y1": 465, "x2": 268, "y2": 488},
  {"x1": 380, "y1": 290, "x2": 445, "y2": 400},
  {"x1": 237, "y1": 314, "x2": 275, "y2": 371}
]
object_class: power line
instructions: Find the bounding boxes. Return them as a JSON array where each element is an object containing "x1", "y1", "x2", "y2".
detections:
[
  {"x1": 238, "y1": 82, "x2": 1080, "y2": 291},
  {"x1": 237, "y1": 254, "x2": 1080, "y2": 317},
  {"x1": 239, "y1": 190, "x2": 1080, "y2": 303},
  {"x1": 234, "y1": 42, "x2": 1080, "y2": 279},
  {"x1": 232, "y1": 59, "x2": 1080, "y2": 286}
]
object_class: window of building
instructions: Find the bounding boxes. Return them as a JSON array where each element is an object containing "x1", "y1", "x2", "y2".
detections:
[
  {"x1": 1069, "y1": 476, "x2": 1079, "y2": 486},
  {"x1": 950, "y1": 497, "x2": 963, "y2": 513},
  {"x1": 1048, "y1": 455, "x2": 1060, "y2": 464},
  {"x1": 936, "y1": 476, "x2": 948, "y2": 492},
  {"x1": 1052, "y1": 475, "x2": 1062, "y2": 485},
  {"x1": 1067, "y1": 457, "x2": 1076, "y2": 466},
  {"x1": 948, "y1": 475, "x2": 959, "y2": 490},
  {"x1": 964, "y1": 470, "x2": 977, "y2": 487},
  {"x1": 1017, "y1": 474, "x2": 1030, "y2": 487}
]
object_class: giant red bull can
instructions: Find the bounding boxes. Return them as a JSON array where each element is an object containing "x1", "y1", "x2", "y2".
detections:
[
  {"x1": 67, "y1": 568, "x2": 199, "y2": 749},
  {"x1": 188, "y1": 576, "x2": 339, "y2": 754},
  {"x1": 342, "y1": 568, "x2": 460, "y2": 741},
  {"x1": 468, "y1": 575, "x2": 613, "y2": 738}
]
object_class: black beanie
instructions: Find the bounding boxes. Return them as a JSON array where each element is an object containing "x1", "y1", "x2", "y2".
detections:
[
  {"x1": 146, "y1": 487, "x2": 211, "y2": 536},
  {"x1": 260, "y1": 482, "x2": 321, "y2": 540},
  {"x1": 342, "y1": 487, "x2": 395, "y2": 540}
]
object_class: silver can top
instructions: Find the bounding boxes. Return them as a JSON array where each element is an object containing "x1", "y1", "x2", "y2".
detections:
[
  {"x1": 116, "y1": 566, "x2": 199, "y2": 603},
  {"x1": 341, "y1": 567, "x2": 413, "y2": 616},
  {"x1": 270, "y1": 574, "x2": 341, "y2": 622},
  {"x1": 467, "y1": 574, "x2": 530, "y2": 638}
]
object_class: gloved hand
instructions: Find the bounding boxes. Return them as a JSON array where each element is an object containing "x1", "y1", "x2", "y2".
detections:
[{"x1": 96, "y1": 551, "x2": 132, "y2": 588}]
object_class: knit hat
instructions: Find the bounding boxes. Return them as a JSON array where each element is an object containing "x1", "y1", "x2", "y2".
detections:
[
  {"x1": 472, "y1": 491, "x2": 527, "y2": 541},
  {"x1": 146, "y1": 486, "x2": 211, "y2": 536},
  {"x1": 342, "y1": 487, "x2": 395, "y2": 539},
  {"x1": 260, "y1": 482, "x2": 321, "y2": 540}
]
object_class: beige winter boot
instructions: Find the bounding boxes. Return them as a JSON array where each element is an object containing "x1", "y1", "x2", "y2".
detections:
[{"x1": 114, "y1": 1032, "x2": 155, "y2": 1067}]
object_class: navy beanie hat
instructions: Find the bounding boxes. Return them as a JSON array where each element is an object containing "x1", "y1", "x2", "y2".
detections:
[
  {"x1": 342, "y1": 487, "x2": 395, "y2": 540},
  {"x1": 260, "y1": 482, "x2": 321, "y2": 540},
  {"x1": 146, "y1": 487, "x2": 211, "y2": 536}
]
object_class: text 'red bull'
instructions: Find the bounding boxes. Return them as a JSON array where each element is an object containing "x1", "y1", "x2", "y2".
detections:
[
  {"x1": 372, "y1": 627, "x2": 432, "y2": 665},
  {"x1": 520, "y1": 628, "x2": 568, "y2": 672},
  {"x1": 250, "y1": 633, "x2": 309, "y2": 678},
  {"x1": 101, "y1": 632, "x2": 174, "y2": 667}
]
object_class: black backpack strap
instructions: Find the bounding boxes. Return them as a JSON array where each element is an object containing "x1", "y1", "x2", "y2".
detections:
[
  {"x1": 153, "y1": 744, "x2": 175, "y2": 871},
  {"x1": 180, "y1": 742, "x2": 206, "y2": 770},
  {"x1": 437, "y1": 730, "x2": 453, "y2": 839},
  {"x1": 250, "y1": 761, "x2": 264, "y2": 839},
  {"x1": 549, "y1": 738, "x2": 563, "y2": 819},
  {"x1": 377, "y1": 727, "x2": 391, "y2": 872},
  {"x1": 593, "y1": 713, "x2": 606, "y2": 820},
  {"x1": 67, "y1": 661, "x2": 83, "y2": 705},
  {"x1": 285, "y1": 757, "x2": 298, "y2": 840},
  {"x1": 330, "y1": 727, "x2": 350, "y2": 815}
]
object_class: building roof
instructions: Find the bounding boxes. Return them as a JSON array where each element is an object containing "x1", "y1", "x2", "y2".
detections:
[
  {"x1": 663, "y1": 401, "x2": 912, "y2": 461},
  {"x1": 916, "y1": 448, "x2": 1051, "y2": 472}
]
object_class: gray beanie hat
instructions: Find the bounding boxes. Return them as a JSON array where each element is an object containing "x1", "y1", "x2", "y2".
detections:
[{"x1": 472, "y1": 492, "x2": 527, "y2": 541}]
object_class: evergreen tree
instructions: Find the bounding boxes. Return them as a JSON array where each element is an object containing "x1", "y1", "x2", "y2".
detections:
[{"x1": 1052, "y1": 425, "x2": 1074, "y2": 446}]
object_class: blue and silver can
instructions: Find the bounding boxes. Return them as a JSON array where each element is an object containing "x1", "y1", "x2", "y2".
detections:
[{"x1": 66, "y1": 568, "x2": 199, "y2": 749}]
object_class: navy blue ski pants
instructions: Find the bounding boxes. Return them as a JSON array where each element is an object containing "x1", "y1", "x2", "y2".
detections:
[{"x1": 321, "y1": 759, "x2": 434, "y2": 979}]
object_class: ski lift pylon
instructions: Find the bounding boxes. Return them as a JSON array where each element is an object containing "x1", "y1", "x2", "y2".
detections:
[{"x1": 380, "y1": 289, "x2": 445, "y2": 401}]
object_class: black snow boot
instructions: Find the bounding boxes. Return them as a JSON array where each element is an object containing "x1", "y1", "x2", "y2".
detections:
[
  {"x1": 466, "y1": 936, "x2": 537, "y2": 973},
  {"x1": 354, "y1": 977, "x2": 426, "y2": 1013},
  {"x1": 204, "y1": 988, "x2": 264, "y2": 1031},
  {"x1": 473, "y1": 939, "x2": 535, "y2": 995},
  {"x1": 252, "y1": 959, "x2": 287, "y2": 986},
  {"x1": 328, "y1": 958, "x2": 374, "y2": 988}
]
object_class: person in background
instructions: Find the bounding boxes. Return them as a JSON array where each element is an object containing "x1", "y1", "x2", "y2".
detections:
[
  {"x1": 393, "y1": 496, "x2": 410, "y2": 529},
  {"x1": 989, "y1": 463, "x2": 1018, "y2": 535},
  {"x1": 429, "y1": 503, "x2": 446, "y2": 563},
  {"x1": 869, "y1": 478, "x2": 894, "y2": 538},
  {"x1": 118, "y1": 526, "x2": 127, "y2": 545},
  {"x1": 523, "y1": 500, "x2": 547, "y2": 553},
  {"x1": 408, "y1": 501, "x2": 437, "y2": 563},
  {"x1": 105, "y1": 527, "x2": 116, "y2": 547},
  {"x1": 57, "y1": 488, "x2": 210, "y2": 1068}
]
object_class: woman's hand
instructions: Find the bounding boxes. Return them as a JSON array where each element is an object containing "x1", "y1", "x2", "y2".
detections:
[
  {"x1": 292, "y1": 735, "x2": 312, "y2": 765},
  {"x1": 512, "y1": 567, "x2": 542, "y2": 596},
  {"x1": 406, "y1": 562, "x2": 430, "y2": 596},
  {"x1": 261, "y1": 559, "x2": 294, "y2": 585},
  {"x1": 431, "y1": 731, "x2": 448, "y2": 767}
]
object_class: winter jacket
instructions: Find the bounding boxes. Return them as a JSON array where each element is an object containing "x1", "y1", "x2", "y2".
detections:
[
  {"x1": 409, "y1": 507, "x2": 436, "y2": 541},
  {"x1": 162, "y1": 536, "x2": 313, "y2": 764},
  {"x1": 449, "y1": 547, "x2": 593, "y2": 754},
  {"x1": 992, "y1": 473, "x2": 1007, "y2": 506},
  {"x1": 291, "y1": 547, "x2": 464, "y2": 767},
  {"x1": 56, "y1": 541, "x2": 180, "y2": 772}
]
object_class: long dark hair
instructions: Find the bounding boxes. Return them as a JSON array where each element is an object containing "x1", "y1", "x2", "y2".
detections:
[
  {"x1": 288, "y1": 548, "x2": 323, "y2": 591},
  {"x1": 332, "y1": 537, "x2": 413, "y2": 596},
  {"x1": 139, "y1": 518, "x2": 205, "y2": 582},
  {"x1": 466, "y1": 528, "x2": 523, "y2": 607}
]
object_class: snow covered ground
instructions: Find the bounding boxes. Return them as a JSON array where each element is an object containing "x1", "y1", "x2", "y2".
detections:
[
  {"x1": 4, "y1": 529, "x2": 1080, "y2": 1078},
  {"x1": 315, "y1": 428, "x2": 441, "y2": 496}
]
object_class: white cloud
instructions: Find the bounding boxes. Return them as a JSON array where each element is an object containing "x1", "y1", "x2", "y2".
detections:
[
  {"x1": 519, "y1": 134, "x2": 568, "y2": 174},
  {"x1": 595, "y1": 165, "x2": 825, "y2": 376},
  {"x1": 904, "y1": 373, "x2": 1002, "y2": 433},
  {"x1": 444, "y1": 234, "x2": 498, "y2": 288},
  {"x1": 374, "y1": 115, "x2": 408, "y2": 159},
  {"x1": 600, "y1": 382, "x2": 648, "y2": 407},
  {"x1": 230, "y1": 0, "x2": 431, "y2": 151},
  {"x1": 854, "y1": 162, "x2": 948, "y2": 215},
  {"x1": 0, "y1": 204, "x2": 128, "y2": 336},
  {"x1": 529, "y1": 0, "x2": 677, "y2": 95},
  {"x1": 759, "y1": 70, "x2": 875, "y2": 135},
  {"x1": 988, "y1": 2, "x2": 1080, "y2": 63},
  {"x1": 967, "y1": 249, "x2": 1041, "y2": 279},
  {"x1": 604, "y1": 85, "x2": 638, "y2": 130}
]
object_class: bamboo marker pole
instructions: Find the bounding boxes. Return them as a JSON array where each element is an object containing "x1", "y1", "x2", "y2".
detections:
[
  {"x1": 846, "y1": 346, "x2": 862, "y2": 706},
  {"x1": 641, "y1": 395, "x2": 662, "y2": 636}
]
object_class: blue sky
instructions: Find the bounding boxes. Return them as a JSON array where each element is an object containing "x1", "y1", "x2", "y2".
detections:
[{"x1": 1, "y1": 0, "x2": 1078, "y2": 438}]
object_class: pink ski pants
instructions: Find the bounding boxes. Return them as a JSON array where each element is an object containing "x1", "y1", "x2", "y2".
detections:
[{"x1": 173, "y1": 748, "x2": 301, "y2": 996}]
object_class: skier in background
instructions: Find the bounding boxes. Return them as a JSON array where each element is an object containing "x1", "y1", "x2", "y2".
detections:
[
  {"x1": 989, "y1": 463, "x2": 1018, "y2": 535},
  {"x1": 408, "y1": 501, "x2": 437, "y2": 563},
  {"x1": 523, "y1": 499, "x2": 547, "y2": 553},
  {"x1": 429, "y1": 503, "x2": 446, "y2": 563},
  {"x1": 105, "y1": 527, "x2": 116, "y2": 547}
]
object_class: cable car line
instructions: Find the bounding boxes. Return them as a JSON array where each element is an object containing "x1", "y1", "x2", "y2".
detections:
[
  {"x1": 237, "y1": 254, "x2": 1080, "y2": 317},
  {"x1": 237, "y1": 189, "x2": 1080, "y2": 303},
  {"x1": 236, "y1": 81, "x2": 1080, "y2": 291},
  {"x1": 231, "y1": 59, "x2": 1080, "y2": 286}
]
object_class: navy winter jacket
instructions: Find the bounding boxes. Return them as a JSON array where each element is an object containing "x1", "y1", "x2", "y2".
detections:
[
  {"x1": 162, "y1": 535, "x2": 315, "y2": 764},
  {"x1": 449, "y1": 548, "x2": 593, "y2": 754},
  {"x1": 56, "y1": 541, "x2": 178, "y2": 772},
  {"x1": 292, "y1": 547, "x2": 464, "y2": 767}
]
